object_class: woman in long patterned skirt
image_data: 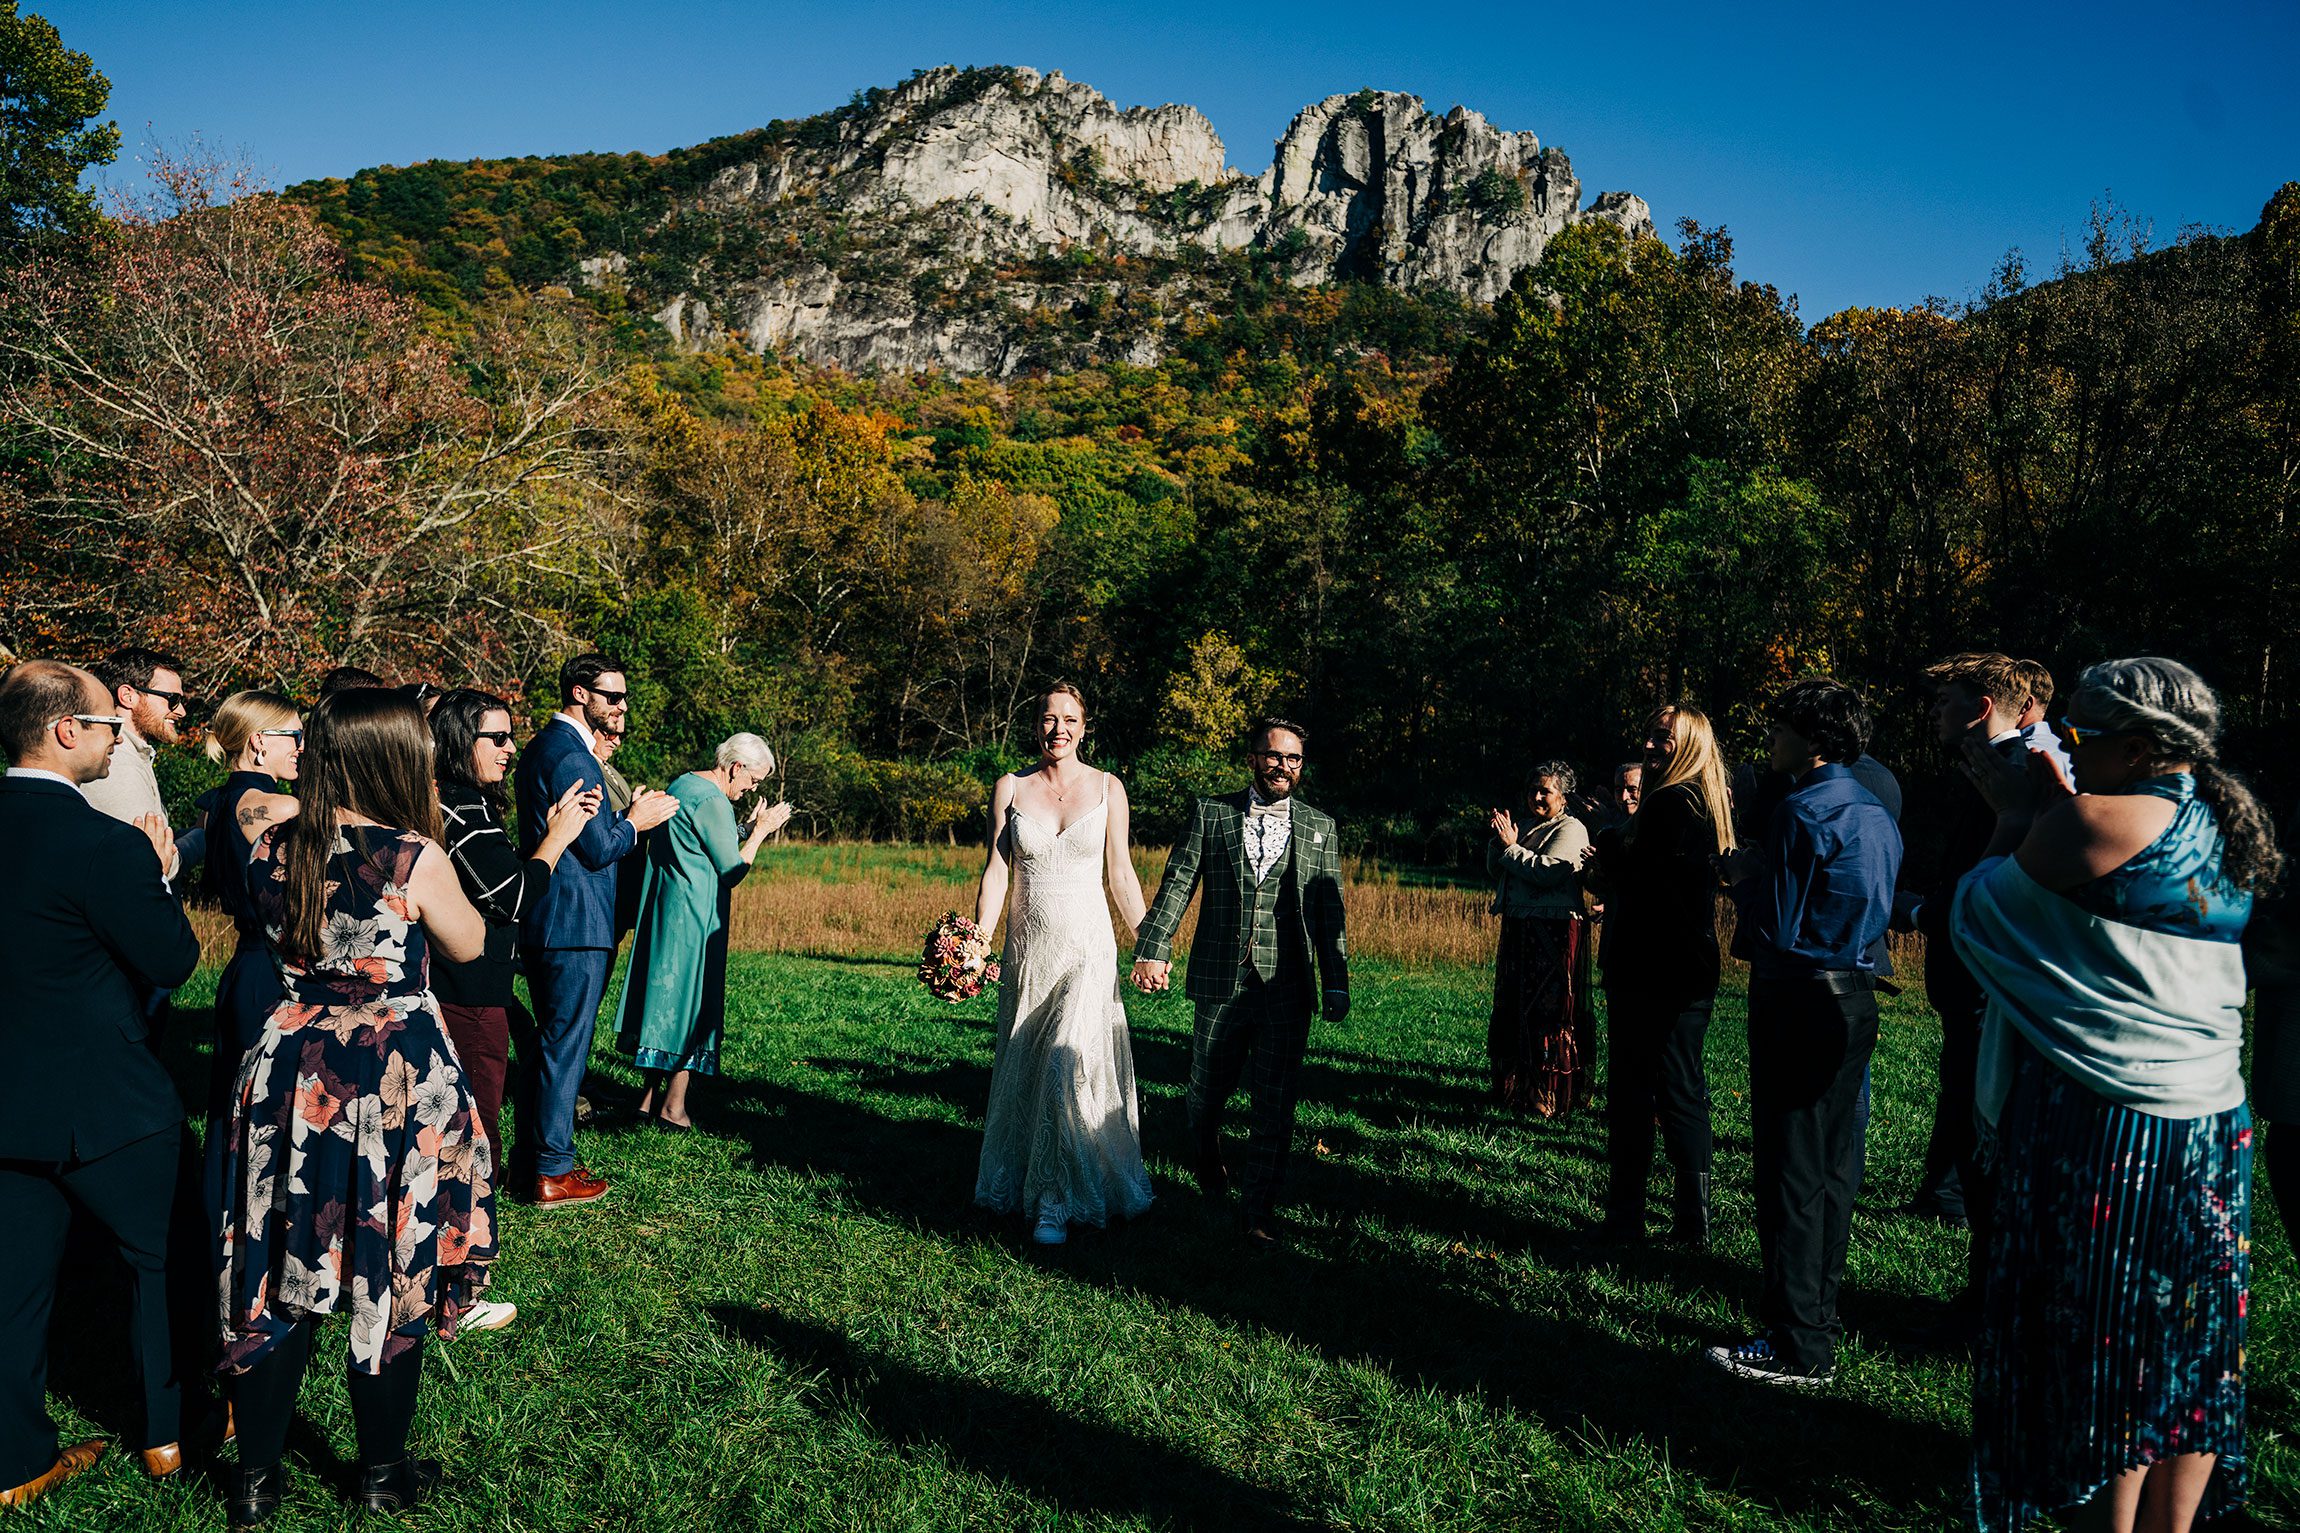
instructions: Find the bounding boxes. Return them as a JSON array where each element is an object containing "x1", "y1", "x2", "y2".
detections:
[
  {"x1": 215, "y1": 688, "x2": 496, "y2": 1526},
  {"x1": 1485, "y1": 762, "x2": 1594, "y2": 1118},
  {"x1": 1953, "y1": 657, "x2": 2283, "y2": 1533}
]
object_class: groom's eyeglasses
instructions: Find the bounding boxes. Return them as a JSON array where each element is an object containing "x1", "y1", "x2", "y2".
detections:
[{"x1": 1251, "y1": 751, "x2": 1304, "y2": 769}]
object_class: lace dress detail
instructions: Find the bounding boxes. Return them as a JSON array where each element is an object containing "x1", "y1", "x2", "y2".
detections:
[{"x1": 974, "y1": 791, "x2": 1156, "y2": 1226}]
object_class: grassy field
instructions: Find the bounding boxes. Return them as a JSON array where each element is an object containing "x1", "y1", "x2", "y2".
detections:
[{"x1": 37, "y1": 848, "x2": 2298, "y2": 1531}]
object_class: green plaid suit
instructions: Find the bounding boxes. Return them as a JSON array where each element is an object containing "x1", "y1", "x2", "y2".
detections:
[{"x1": 1135, "y1": 792, "x2": 1349, "y2": 1222}]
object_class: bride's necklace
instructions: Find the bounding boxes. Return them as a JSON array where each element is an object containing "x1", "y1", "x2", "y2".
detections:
[{"x1": 1042, "y1": 761, "x2": 1086, "y2": 803}]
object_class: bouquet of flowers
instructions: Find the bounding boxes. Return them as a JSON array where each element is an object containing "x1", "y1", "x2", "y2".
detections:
[{"x1": 919, "y1": 911, "x2": 999, "y2": 1003}]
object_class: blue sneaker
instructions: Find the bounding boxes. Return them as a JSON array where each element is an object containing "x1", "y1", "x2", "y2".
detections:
[{"x1": 1703, "y1": 1334, "x2": 1832, "y2": 1388}]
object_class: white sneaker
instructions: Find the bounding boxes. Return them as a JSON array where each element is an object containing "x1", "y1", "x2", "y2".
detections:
[
  {"x1": 1032, "y1": 1200, "x2": 1068, "y2": 1245},
  {"x1": 461, "y1": 1299, "x2": 519, "y2": 1333}
]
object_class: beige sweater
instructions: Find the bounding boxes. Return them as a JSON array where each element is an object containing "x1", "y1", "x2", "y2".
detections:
[{"x1": 1487, "y1": 813, "x2": 1590, "y2": 917}]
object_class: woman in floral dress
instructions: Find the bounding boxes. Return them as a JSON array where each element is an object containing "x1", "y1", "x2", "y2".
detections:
[{"x1": 214, "y1": 688, "x2": 494, "y2": 1526}]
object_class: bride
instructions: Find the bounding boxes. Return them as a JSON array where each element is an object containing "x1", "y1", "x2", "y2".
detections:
[{"x1": 968, "y1": 681, "x2": 1155, "y2": 1244}]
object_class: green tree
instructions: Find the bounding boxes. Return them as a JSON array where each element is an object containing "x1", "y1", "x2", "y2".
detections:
[{"x1": 0, "y1": 1, "x2": 118, "y2": 249}]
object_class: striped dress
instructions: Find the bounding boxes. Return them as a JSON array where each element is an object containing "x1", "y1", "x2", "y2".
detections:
[{"x1": 1970, "y1": 775, "x2": 2253, "y2": 1530}]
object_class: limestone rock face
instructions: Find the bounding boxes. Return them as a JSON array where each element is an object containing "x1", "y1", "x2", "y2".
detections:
[{"x1": 587, "y1": 66, "x2": 1651, "y2": 374}]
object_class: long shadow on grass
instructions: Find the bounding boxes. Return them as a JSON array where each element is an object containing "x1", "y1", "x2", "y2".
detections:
[
  {"x1": 708, "y1": 1306, "x2": 1324, "y2": 1531},
  {"x1": 713, "y1": 1064, "x2": 1968, "y2": 1525}
]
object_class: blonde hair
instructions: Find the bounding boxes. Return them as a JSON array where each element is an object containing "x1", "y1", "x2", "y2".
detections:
[
  {"x1": 1637, "y1": 703, "x2": 1736, "y2": 853},
  {"x1": 204, "y1": 690, "x2": 299, "y2": 765}
]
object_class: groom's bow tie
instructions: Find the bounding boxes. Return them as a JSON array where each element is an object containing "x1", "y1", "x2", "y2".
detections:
[{"x1": 1247, "y1": 797, "x2": 1290, "y2": 820}]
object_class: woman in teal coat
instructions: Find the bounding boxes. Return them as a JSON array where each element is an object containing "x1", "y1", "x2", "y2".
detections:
[{"x1": 618, "y1": 734, "x2": 791, "y2": 1127}]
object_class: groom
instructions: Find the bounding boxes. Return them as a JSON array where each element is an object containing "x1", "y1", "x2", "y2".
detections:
[{"x1": 1132, "y1": 717, "x2": 1349, "y2": 1246}]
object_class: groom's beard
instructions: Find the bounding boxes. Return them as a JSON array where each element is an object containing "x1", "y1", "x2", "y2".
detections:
[{"x1": 1254, "y1": 774, "x2": 1295, "y2": 801}]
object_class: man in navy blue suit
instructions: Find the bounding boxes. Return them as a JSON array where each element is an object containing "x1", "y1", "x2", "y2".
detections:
[{"x1": 512, "y1": 652, "x2": 679, "y2": 1205}]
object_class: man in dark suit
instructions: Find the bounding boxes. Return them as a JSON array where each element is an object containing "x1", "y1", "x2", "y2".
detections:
[
  {"x1": 0, "y1": 661, "x2": 203, "y2": 1506},
  {"x1": 1132, "y1": 717, "x2": 1349, "y2": 1247},
  {"x1": 511, "y1": 653, "x2": 678, "y2": 1206}
]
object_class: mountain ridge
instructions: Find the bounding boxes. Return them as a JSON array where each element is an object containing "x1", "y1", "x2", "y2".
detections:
[{"x1": 291, "y1": 65, "x2": 1653, "y2": 376}]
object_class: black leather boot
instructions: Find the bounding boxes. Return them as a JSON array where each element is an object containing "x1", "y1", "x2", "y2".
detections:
[
  {"x1": 1671, "y1": 1171, "x2": 1712, "y2": 1248},
  {"x1": 226, "y1": 1463, "x2": 283, "y2": 1528},
  {"x1": 356, "y1": 1458, "x2": 442, "y2": 1514}
]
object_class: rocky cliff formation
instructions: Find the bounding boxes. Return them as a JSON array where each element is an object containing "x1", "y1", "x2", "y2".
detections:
[{"x1": 581, "y1": 66, "x2": 1651, "y2": 375}]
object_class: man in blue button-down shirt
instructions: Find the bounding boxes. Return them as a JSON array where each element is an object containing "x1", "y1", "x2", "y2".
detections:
[{"x1": 1709, "y1": 677, "x2": 1902, "y2": 1388}]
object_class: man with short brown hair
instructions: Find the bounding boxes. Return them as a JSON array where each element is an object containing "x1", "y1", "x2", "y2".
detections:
[
  {"x1": 0, "y1": 661, "x2": 202, "y2": 1504},
  {"x1": 83, "y1": 647, "x2": 189, "y2": 877},
  {"x1": 1907, "y1": 652, "x2": 2033, "y2": 1318}
]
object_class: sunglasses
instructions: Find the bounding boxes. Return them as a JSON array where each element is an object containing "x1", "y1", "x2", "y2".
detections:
[
  {"x1": 2053, "y1": 716, "x2": 2120, "y2": 748},
  {"x1": 137, "y1": 687, "x2": 187, "y2": 711},
  {"x1": 68, "y1": 713, "x2": 127, "y2": 736},
  {"x1": 476, "y1": 731, "x2": 514, "y2": 747},
  {"x1": 257, "y1": 728, "x2": 305, "y2": 746},
  {"x1": 581, "y1": 688, "x2": 629, "y2": 706}
]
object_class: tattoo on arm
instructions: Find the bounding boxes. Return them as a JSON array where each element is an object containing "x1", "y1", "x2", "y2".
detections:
[{"x1": 237, "y1": 803, "x2": 272, "y2": 830}]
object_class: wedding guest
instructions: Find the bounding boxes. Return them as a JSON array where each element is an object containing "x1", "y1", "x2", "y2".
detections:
[
  {"x1": 1582, "y1": 705, "x2": 1734, "y2": 1245},
  {"x1": 1905, "y1": 655, "x2": 2028, "y2": 1270},
  {"x1": 84, "y1": 647, "x2": 190, "y2": 879},
  {"x1": 0, "y1": 661, "x2": 201, "y2": 1505},
  {"x1": 215, "y1": 688, "x2": 496, "y2": 1524},
  {"x1": 1612, "y1": 761, "x2": 1643, "y2": 820},
  {"x1": 2247, "y1": 807, "x2": 2300, "y2": 1222},
  {"x1": 617, "y1": 734, "x2": 791, "y2": 1129},
  {"x1": 1954, "y1": 657, "x2": 2279, "y2": 1532},
  {"x1": 194, "y1": 693, "x2": 304, "y2": 1241},
  {"x1": 2013, "y1": 657, "x2": 2075, "y2": 780},
  {"x1": 316, "y1": 665, "x2": 387, "y2": 697},
  {"x1": 593, "y1": 727, "x2": 644, "y2": 946},
  {"x1": 1710, "y1": 678, "x2": 1901, "y2": 1388},
  {"x1": 1485, "y1": 761, "x2": 1595, "y2": 1117},
  {"x1": 512, "y1": 654, "x2": 678, "y2": 1205},
  {"x1": 431, "y1": 688, "x2": 599, "y2": 1333}
]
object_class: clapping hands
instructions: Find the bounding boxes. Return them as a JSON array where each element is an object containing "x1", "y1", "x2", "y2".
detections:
[
  {"x1": 627, "y1": 787, "x2": 680, "y2": 832},
  {"x1": 747, "y1": 798, "x2": 794, "y2": 837},
  {"x1": 1488, "y1": 807, "x2": 1519, "y2": 849},
  {"x1": 1960, "y1": 733, "x2": 2074, "y2": 820}
]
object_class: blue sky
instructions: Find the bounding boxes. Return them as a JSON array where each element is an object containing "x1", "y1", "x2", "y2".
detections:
[{"x1": 44, "y1": 0, "x2": 2300, "y2": 320}]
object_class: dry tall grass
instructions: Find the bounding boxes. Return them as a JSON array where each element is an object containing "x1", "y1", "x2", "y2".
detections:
[{"x1": 187, "y1": 842, "x2": 1927, "y2": 977}]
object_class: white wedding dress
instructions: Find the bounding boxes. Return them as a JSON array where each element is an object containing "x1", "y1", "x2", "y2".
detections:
[{"x1": 973, "y1": 784, "x2": 1156, "y2": 1229}]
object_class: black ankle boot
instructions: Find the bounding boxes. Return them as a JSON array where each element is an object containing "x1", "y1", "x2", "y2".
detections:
[
  {"x1": 356, "y1": 1458, "x2": 442, "y2": 1514},
  {"x1": 1671, "y1": 1172, "x2": 1712, "y2": 1248},
  {"x1": 227, "y1": 1463, "x2": 283, "y2": 1528}
]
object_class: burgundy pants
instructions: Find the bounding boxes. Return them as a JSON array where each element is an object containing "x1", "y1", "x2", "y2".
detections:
[{"x1": 437, "y1": 1001, "x2": 517, "y2": 1174}]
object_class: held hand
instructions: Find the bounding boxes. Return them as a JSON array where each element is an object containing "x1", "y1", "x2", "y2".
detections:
[
  {"x1": 1130, "y1": 958, "x2": 1172, "y2": 993},
  {"x1": 132, "y1": 812, "x2": 174, "y2": 870},
  {"x1": 627, "y1": 788, "x2": 680, "y2": 833},
  {"x1": 1716, "y1": 848, "x2": 1762, "y2": 884},
  {"x1": 1488, "y1": 807, "x2": 1518, "y2": 849},
  {"x1": 542, "y1": 782, "x2": 601, "y2": 846}
]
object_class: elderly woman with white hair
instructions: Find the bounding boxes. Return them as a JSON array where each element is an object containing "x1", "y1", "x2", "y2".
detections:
[{"x1": 616, "y1": 733, "x2": 792, "y2": 1128}]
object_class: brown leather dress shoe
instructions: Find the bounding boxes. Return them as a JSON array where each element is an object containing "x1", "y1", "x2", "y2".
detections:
[
  {"x1": 140, "y1": 1441, "x2": 184, "y2": 1478},
  {"x1": 532, "y1": 1170, "x2": 608, "y2": 1207},
  {"x1": 0, "y1": 1439, "x2": 104, "y2": 1507}
]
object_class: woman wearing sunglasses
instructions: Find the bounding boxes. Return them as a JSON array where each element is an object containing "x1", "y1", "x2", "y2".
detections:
[
  {"x1": 197, "y1": 692, "x2": 306, "y2": 1230},
  {"x1": 1953, "y1": 658, "x2": 2283, "y2": 1533},
  {"x1": 428, "y1": 690, "x2": 595, "y2": 1333}
]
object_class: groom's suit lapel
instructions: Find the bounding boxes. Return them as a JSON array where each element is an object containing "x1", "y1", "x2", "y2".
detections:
[{"x1": 1217, "y1": 790, "x2": 1252, "y2": 891}]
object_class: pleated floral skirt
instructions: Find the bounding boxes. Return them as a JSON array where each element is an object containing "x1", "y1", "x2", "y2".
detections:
[{"x1": 1974, "y1": 1039, "x2": 2250, "y2": 1531}]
